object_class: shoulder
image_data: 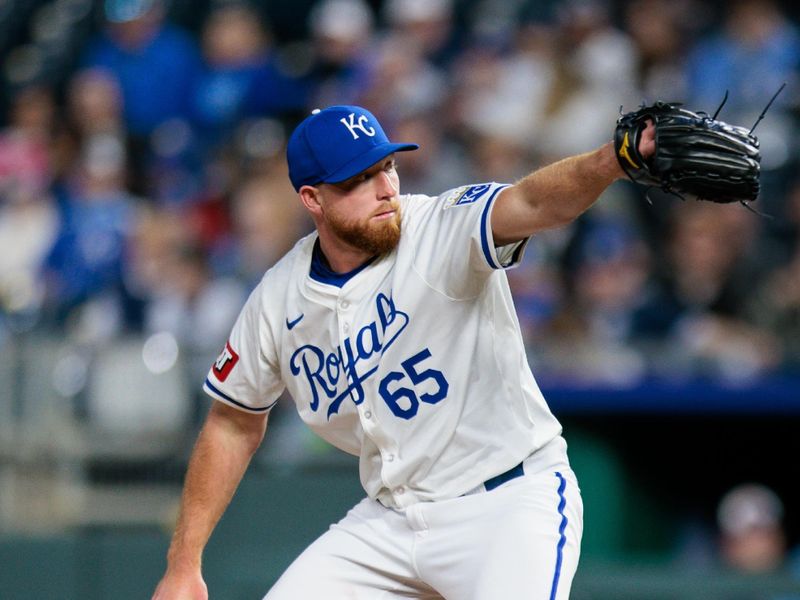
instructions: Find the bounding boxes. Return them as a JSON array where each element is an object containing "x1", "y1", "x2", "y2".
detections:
[
  {"x1": 437, "y1": 183, "x2": 505, "y2": 208},
  {"x1": 399, "y1": 191, "x2": 436, "y2": 215},
  {"x1": 400, "y1": 183, "x2": 504, "y2": 215},
  {"x1": 397, "y1": 183, "x2": 508, "y2": 262},
  {"x1": 246, "y1": 234, "x2": 314, "y2": 309},
  {"x1": 258, "y1": 233, "x2": 315, "y2": 286}
]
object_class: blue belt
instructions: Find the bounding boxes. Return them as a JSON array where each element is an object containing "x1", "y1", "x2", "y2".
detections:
[{"x1": 483, "y1": 461, "x2": 525, "y2": 491}]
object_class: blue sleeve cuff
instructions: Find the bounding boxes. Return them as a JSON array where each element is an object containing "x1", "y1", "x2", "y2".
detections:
[
  {"x1": 479, "y1": 185, "x2": 529, "y2": 269},
  {"x1": 203, "y1": 378, "x2": 276, "y2": 413}
]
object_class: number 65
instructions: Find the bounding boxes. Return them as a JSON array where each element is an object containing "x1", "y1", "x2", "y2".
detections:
[{"x1": 378, "y1": 348, "x2": 449, "y2": 420}]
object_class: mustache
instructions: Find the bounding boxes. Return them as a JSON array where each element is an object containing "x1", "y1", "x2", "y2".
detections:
[{"x1": 372, "y1": 201, "x2": 400, "y2": 218}]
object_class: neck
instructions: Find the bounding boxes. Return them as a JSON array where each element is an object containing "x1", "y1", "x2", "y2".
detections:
[{"x1": 316, "y1": 232, "x2": 374, "y2": 273}]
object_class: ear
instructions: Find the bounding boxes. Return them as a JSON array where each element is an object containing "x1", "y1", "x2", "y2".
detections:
[{"x1": 298, "y1": 185, "x2": 324, "y2": 217}]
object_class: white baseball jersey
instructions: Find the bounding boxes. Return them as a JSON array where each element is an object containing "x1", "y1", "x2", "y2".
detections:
[{"x1": 204, "y1": 182, "x2": 564, "y2": 509}]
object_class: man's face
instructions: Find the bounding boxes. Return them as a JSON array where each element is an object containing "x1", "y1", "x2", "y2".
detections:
[{"x1": 318, "y1": 156, "x2": 402, "y2": 255}]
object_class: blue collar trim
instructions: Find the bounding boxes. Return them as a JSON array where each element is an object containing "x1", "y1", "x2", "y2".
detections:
[{"x1": 309, "y1": 238, "x2": 376, "y2": 287}]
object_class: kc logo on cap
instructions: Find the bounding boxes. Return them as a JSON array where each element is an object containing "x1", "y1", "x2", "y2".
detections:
[
  {"x1": 340, "y1": 113, "x2": 377, "y2": 140},
  {"x1": 287, "y1": 105, "x2": 419, "y2": 191}
]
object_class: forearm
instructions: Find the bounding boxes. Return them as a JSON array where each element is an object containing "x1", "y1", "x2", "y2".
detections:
[
  {"x1": 166, "y1": 403, "x2": 267, "y2": 572},
  {"x1": 493, "y1": 143, "x2": 624, "y2": 244},
  {"x1": 520, "y1": 142, "x2": 623, "y2": 223}
]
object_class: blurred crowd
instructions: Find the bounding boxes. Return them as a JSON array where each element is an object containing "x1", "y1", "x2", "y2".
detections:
[
  {"x1": 677, "y1": 481, "x2": 800, "y2": 595},
  {"x1": 2, "y1": 0, "x2": 800, "y2": 401}
]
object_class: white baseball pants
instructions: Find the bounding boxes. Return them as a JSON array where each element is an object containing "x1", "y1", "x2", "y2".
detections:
[{"x1": 264, "y1": 456, "x2": 583, "y2": 599}]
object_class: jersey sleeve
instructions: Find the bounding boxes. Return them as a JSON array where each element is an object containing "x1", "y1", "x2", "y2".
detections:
[
  {"x1": 409, "y1": 182, "x2": 530, "y2": 298},
  {"x1": 203, "y1": 279, "x2": 285, "y2": 413}
]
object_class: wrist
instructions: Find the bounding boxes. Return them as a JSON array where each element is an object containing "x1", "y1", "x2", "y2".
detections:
[
  {"x1": 167, "y1": 547, "x2": 202, "y2": 573},
  {"x1": 598, "y1": 142, "x2": 625, "y2": 180}
]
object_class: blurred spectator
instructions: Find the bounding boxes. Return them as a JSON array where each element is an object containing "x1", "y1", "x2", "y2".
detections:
[
  {"x1": 144, "y1": 241, "x2": 247, "y2": 423},
  {"x1": 81, "y1": 0, "x2": 202, "y2": 137},
  {"x1": 0, "y1": 86, "x2": 58, "y2": 331},
  {"x1": 230, "y1": 169, "x2": 312, "y2": 284},
  {"x1": 717, "y1": 483, "x2": 787, "y2": 574},
  {"x1": 126, "y1": 204, "x2": 193, "y2": 303},
  {"x1": 357, "y1": 33, "x2": 448, "y2": 123},
  {"x1": 468, "y1": 128, "x2": 534, "y2": 184},
  {"x1": 66, "y1": 69, "x2": 125, "y2": 139},
  {"x1": 684, "y1": 0, "x2": 800, "y2": 118},
  {"x1": 80, "y1": 0, "x2": 206, "y2": 206},
  {"x1": 536, "y1": 0, "x2": 640, "y2": 160},
  {"x1": 382, "y1": 0, "x2": 459, "y2": 68},
  {"x1": 634, "y1": 202, "x2": 782, "y2": 380},
  {"x1": 537, "y1": 208, "x2": 652, "y2": 385},
  {"x1": 58, "y1": 69, "x2": 130, "y2": 187},
  {"x1": 190, "y1": 3, "x2": 311, "y2": 151},
  {"x1": 623, "y1": 0, "x2": 689, "y2": 100},
  {"x1": 42, "y1": 133, "x2": 142, "y2": 339},
  {"x1": 452, "y1": 18, "x2": 557, "y2": 157},
  {"x1": 0, "y1": 84, "x2": 55, "y2": 140},
  {"x1": 144, "y1": 114, "x2": 206, "y2": 206},
  {"x1": 683, "y1": 0, "x2": 799, "y2": 216},
  {"x1": 182, "y1": 116, "x2": 295, "y2": 278},
  {"x1": 507, "y1": 240, "x2": 567, "y2": 370},
  {"x1": 307, "y1": 0, "x2": 376, "y2": 108},
  {"x1": 748, "y1": 180, "x2": 800, "y2": 370}
]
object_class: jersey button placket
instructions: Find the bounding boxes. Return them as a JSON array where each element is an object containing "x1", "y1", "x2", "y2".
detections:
[
  {"x1": 338, "y1": 297, "x2": 351, "y2": 336},
  {"x1": 360, "y1": 405, "x2": 378, "y2": 430}
]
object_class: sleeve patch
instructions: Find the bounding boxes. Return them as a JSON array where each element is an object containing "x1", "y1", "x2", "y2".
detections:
[
  {"x1": 444, "y1": 183, "x2": 493, "y2": 209},
  {"x1": 212, "y1": 341, "x2": 239, "y2": 382}
]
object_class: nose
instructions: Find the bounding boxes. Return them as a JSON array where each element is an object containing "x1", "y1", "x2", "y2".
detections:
[{"x1": 376, "y1": 170, "x2": 398, "y2": 199}]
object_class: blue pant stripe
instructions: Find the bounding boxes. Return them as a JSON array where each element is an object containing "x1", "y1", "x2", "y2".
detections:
[{"x1": 549, "y1": 471, "x2": 568, "y2": 600}]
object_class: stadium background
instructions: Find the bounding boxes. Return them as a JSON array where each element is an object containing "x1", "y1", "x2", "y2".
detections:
[{"x1": 1, "y1": 0, "x2": 800, "y2": 597}]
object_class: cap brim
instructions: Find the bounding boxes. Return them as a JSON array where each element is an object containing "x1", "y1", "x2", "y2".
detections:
[{"x1": 323, "y1": 142, "x2": 419, "y2": 184}]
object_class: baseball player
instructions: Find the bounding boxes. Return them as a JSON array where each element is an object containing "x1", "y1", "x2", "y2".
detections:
[{"x1": 153, "y1": 105, "x2": 656, "y2": 599}]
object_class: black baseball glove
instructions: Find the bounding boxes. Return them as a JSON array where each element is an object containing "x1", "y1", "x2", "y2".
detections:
[{"x1": 614, "y1": 102, "x2": 761, "y2": 204}]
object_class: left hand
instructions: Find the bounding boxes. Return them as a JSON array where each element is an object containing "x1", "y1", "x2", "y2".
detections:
[{"x1": 639, "y1": 119, "x2": 656, "y2": 159}]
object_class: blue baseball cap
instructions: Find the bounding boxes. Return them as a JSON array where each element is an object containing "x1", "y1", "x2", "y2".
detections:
[{"x1": 287, "y1": 105, "x2": 418, "y2": 191}]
